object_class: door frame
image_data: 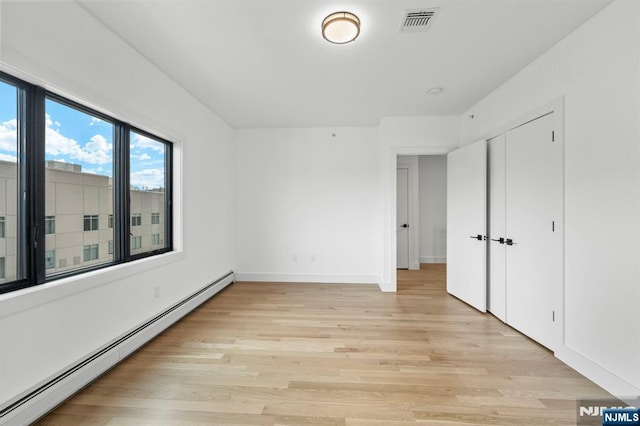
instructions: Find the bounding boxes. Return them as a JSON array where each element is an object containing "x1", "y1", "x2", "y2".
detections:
[
  {"x1": 383, "y1": 146, "x2": 453, "y2": 292},
  {"x1": 397, "y1": 157, "x2": 419, "y2": 270}
]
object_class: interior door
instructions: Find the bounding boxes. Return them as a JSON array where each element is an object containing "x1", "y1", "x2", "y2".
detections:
[
  {"x1": 488, "y1": 134, "x2": 507, "y2": 322},
  {"x1": 505, "y1": 113, "x2": 557, "y2": 349},
  {"x1": 396, "y1": 168, "x2": 409, "y2": 269},
  {"x1": 447, "y1": 140, "x2": 487, "y2": 312}
]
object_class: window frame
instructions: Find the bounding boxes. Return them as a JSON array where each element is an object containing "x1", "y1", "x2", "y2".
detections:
[
  {"x1": 0, "y1": 70, "x2": 174, "y2": 295},
  {"x1": 128, "y1": 127, "x2": 173, "y2": 261}
]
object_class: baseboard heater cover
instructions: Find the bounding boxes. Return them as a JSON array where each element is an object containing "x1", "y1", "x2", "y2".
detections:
[{"x1": 0, "y1": 271, "x2": 234, "y2": 425}]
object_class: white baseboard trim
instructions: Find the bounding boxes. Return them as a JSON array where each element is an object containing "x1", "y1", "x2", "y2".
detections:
[
  {"x1": 555, "y1": 345, "x2": 640, "y2": 402},
  {"x1": 377, "y1": 280, "x2": 395, "y2": 292},
  {"x1": 419, "y1": 256, "x2": 447, "y2": 264},
  {"x1": 234, "y1": 272, "x2": 378, "y2": 285},
  {"x1": 0, "y1": 271, "x2": 235, "y2": 426}
]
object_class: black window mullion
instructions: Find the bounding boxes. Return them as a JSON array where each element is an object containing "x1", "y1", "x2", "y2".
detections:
[
  {"x1": 30, "y1": 86, "x2": 46, "y2": 285},
  {"x1": 114, "y1": 123, "x2": 130, "y2": 260}
]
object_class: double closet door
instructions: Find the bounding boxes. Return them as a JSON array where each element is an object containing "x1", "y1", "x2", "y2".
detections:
[{"x1": 488, "y1": 112, "x2": 562, "y2": 351}]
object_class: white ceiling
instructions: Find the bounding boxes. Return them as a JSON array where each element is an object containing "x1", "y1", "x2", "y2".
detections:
[{"x1": 79, "y1": 0, "x2": 613, "y2": 129}]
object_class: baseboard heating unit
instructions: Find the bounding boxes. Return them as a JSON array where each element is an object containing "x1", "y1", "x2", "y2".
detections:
[{"x1": 0, "y1": 271, "x2": 234, "y2": 425}]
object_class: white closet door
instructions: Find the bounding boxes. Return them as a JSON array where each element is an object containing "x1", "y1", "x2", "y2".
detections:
[
  {"x1": 505, "y1": 113, "x2": 558, "y2": 350},
  {"x1": 488, "y1": 134, "x2": 507, "y2": 322},
  {"x1": 447, "y1": 140, "x2": 487, "y2": 313}
]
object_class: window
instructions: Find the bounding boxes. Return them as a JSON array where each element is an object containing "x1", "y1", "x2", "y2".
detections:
[
  {"x1": 45, "y1": 250, "x2": 56, "y2": 269},
  {"x1": 130, "y1": 131, "x2": 170, "y2": 256},
  {"x1": 131, "y1": 236, "x2": 142, "y2": 250},
  {"x1": 83, "y1": 244, "x2": 99, "y2": 262},
  {"x1": 0, "y1": 70, "x2": 173, "y2": 294},
  {"x1": 45, "y1": 216, "x2": 56, "y2": 234},
  {"x1": 83, "y1": 215, "x2": 100, "y2": 231},
  {"x1": 0, "y1": 79, "x2": 20, "y2": 284}
]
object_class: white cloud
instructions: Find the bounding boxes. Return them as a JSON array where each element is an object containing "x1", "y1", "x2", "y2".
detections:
[
  {"x1": 139, "y1": 153, "x2": 151, "y2": 160},
  {"x1": 131, "y1": 133, "x2": 164, "y2": 153},
  {"x1": 45, "y1": 115, "x2": 112, "y2": 165},
  {"x1": 0, "y1": 153, "x2": 17, "y2": 163},
  {"x1": 0, "y1": 119, "x2": 18, "y2": 153},
  {"x1": 89, "y1": 117, "x2": 104, "y2": 126},
  {"x1": 130, "y1": 168, "x2": 165, "y2": 189}
]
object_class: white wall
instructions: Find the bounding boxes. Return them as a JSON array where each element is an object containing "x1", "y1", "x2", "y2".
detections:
[
  {"x1": 418, "y1": 156, "x2": 447, "y2": 263},
  {"x1": 0, "y1": 2, "x2": 234, "y2": 406},
  {"x1": 235, "y1": 127, "x2": 381, "y2": 283},
  {"x1": 460, "y1": 0, "x2": 640, "y2": 397}
]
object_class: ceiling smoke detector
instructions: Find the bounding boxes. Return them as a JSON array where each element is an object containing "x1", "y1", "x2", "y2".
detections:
[{"x1": 400, "y1": 8, "x2": 439, "y2": 33}]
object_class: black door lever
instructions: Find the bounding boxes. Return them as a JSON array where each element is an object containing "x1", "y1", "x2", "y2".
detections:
[
  {"x1": 469, "y1": 234, "x2": 484, "y2": 241},
  {"x1": 490, "y1": 237, "x2": 505, "y2": 244},
  {"x1": 505, "y1": 239, "x2": 515, "y2": 246},
  {"x1": 401, "y1": 224, "x2": 409, "y2": 228}
]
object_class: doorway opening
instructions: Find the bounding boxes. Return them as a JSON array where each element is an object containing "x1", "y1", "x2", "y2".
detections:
[{"x1": 396, "y1": 155, "x2": 447, "y2": 288}]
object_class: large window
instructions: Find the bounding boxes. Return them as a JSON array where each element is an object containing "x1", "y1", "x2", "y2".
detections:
[{"x1": 0, "y1": 71, "x2": 173, "y2": 294}]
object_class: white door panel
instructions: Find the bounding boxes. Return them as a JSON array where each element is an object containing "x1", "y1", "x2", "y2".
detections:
[
  {"x1": 505, "y1": 113, "x2": 557, "y2": 350},
  {"x1": 447, "y1": 140, "x2": 487, "y2": 313}
]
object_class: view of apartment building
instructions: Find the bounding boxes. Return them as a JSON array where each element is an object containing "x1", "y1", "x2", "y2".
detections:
[{"x1": 0, "y1": 160, "x2": 165, "y2": 282}]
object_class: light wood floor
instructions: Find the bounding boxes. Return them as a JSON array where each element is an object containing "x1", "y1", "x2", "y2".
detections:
[{"x1": 36, "y1": 264, "x2": 612, "y2": 425}]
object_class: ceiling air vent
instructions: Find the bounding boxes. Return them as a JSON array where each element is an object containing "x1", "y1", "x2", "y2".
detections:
[{"x1": 400, "y1": 8, "x2": 439, "y2": 33}]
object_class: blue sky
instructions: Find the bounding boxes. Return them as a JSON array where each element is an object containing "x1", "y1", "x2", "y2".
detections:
[{"x1": 0, "y1": 80, "x2": 165, "y2": 189}]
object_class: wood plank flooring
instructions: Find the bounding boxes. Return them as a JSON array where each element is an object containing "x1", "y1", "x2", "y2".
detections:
[{"x1": 36, "y1": 264, "x2": 612, "y2": 425}]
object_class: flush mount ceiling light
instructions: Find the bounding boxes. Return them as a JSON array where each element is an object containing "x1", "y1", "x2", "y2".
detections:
[
  {"x1": 428, "y1": 87, "x2": 444, "y2": 95},
  {"x1": 322, "y1": 11, "x2": 360, "y2": 44}
]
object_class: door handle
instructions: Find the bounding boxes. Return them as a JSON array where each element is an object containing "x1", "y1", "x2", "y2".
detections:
[
  {"x1": 490, "y1": 237, "x2": 505, "y2": 244},
  {"x1": 469, "y1": 234, "x2": 485, "y2": 241},
  {"x1": 505, "y1": 238, "x2": 515, "y2": 246},
  {"x1": 401, "y1": 224, "x2": 409, "y2": 228}
]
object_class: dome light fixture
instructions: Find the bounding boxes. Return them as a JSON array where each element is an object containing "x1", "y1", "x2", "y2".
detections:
[{"x1": 322, "y1": 12, "x2": 360, "y2": 44}]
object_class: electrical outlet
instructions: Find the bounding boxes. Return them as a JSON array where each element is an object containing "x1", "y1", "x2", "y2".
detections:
[
  {"x1": 292, "y1": 254, "x2": 298, "y2": 262},
  {"x1": 310, "y1": 254, "x2": 316, "y2": 262},
  {"x1": 154, "y1": 287, "x2": 160, "y2": 299}
]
